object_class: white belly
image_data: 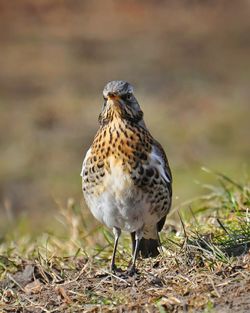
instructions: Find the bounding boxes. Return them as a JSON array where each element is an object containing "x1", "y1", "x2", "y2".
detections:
[{"x1": 83, "y1": 157, "x2": 150, "y2": 232}]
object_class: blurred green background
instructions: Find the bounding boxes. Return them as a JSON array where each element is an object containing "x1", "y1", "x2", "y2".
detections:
[{"x1": 0, "y1": 1, "x2": 249, "y2": 234}]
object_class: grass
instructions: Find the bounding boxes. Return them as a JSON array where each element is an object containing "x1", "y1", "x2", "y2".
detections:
[{"x1": 0, "y1": 173, "x2": 250, "y2": 312}]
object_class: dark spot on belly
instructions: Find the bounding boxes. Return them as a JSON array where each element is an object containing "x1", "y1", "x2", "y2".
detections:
[
  {"x1": 146, "y1": 168, "x2": 154, "y2": 177},
  {"x1": 138, "y1": 166, "x2": 144, "y2": 175},
  {"x1": 163, "y1": 201, "x2": 168, "y2": 207},
  {"x1": 97, "y1": 162, "x2": 104, "y2": 168},
  {"x1": 149, "y1": 181, "x2": 155, "y2": 187},
  {"x1": 106, "y1": 147, "x2": 110, "y2": 156},
  {"x1": 140, "y1": 152, "x2": 147, "y2": 161},
  {"x1": 142, "y1": 177, "x2": 149, "y2": 185}
]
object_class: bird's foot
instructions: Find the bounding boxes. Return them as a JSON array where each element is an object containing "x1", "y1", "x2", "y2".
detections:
[
  {"x1": 110, "y1": 264, "x2": 123, "y2": 275},
  {"x1": 126, "y1": 266, "x2": 139, "y2": 276}
]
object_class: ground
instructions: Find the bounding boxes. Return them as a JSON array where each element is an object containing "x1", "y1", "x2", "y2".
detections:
[
  {"x1": 1, "y1": 253, "x2": 250, "y2": 312},
  {"x1": 1, "y1": 176, "x2": 249, "y2": 312}
]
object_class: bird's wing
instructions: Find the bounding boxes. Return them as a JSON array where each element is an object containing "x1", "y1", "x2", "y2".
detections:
[
  {"x1": 151, "y1": 140, "x2": 172, "y2": 186},
  {"x1": 151, "y1": 140, "x2": 172, "y2": 232}
]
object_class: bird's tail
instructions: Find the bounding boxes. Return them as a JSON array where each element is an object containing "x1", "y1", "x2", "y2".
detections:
[{"x1": 131, "y1": 233, "x2": 161, "y2": 258}]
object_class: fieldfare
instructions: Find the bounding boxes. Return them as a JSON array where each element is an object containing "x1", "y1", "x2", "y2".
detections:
[{"x1": 81, "y1": 81, "x2": 172, "y2": 275}]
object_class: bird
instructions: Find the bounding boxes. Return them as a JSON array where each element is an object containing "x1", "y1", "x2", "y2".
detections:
[{"x1": 81, "y1": 80, "x2": 172, "y2": 275}]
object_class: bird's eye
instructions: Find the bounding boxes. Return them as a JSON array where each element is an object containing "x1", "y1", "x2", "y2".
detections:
[{"x1": 126, "y1": 93, "x2": 133, "y2": 101}]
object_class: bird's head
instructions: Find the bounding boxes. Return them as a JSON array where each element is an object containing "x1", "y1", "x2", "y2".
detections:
[{"x1": 98, "y1": 81, "x2": 144, "y2": 126}]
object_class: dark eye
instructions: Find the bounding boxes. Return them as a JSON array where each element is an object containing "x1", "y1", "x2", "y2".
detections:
[{"x1": 126, "y1": 93, "x2": 133, "y2": 101}]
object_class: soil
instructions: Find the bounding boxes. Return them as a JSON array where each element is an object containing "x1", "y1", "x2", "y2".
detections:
[{"x1": 1, "y1": 252, "x2": 250, "y2": 313}]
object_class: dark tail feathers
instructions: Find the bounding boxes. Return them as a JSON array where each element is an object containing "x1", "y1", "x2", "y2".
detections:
[
  {"x1": 131, "y1": 233, "x2": 160, "y2": 258},
  {"x1": 139, "y1": 238, "x2": 160, "y2": 258}
]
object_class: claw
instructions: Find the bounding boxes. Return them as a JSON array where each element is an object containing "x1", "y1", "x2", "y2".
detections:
[
  {"x1": 110, "y1": 264, "x2": 123, "y2": 274},
  {"x1": 126, "y1": 266, "x2": 138, "y2": 276}
]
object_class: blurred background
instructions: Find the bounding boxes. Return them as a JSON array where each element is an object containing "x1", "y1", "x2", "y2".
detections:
[{"x1": 0, "y1": 0, "x2": 249, "y2": 234}]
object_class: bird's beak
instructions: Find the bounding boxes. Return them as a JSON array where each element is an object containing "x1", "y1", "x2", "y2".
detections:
[{"x1": 107, "y1": 92, "x2": 120, "y2": 101}]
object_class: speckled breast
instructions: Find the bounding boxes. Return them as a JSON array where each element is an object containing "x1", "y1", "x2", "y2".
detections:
[{"x1": 81, "y1": 120, "x2": 171, "y2": 230}]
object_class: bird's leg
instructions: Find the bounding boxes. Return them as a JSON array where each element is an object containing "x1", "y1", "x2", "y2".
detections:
[
  {"x1": 110, "y1": 227, "x2": 121, "y2": 273},
  {"x1": 130, "y1": 232, "x2": 136, "y2": 254},
  {"x1": 127, "y1": 229, "x2": 143, "y2": 276}
]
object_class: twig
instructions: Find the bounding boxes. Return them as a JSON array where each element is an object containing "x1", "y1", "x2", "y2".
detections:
[
  {"x1": 208, "y1": 276, "x2": 221, "y2": 298},
  {"x1": 7, "y1": 274, "x2": 25, "y2": 292},
  {"x1": 61, "y1": 262, "x2": 89, "y2": 285},
  {"x1": 102, "y1": 270, "x2": 131, "y2": 286}
]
